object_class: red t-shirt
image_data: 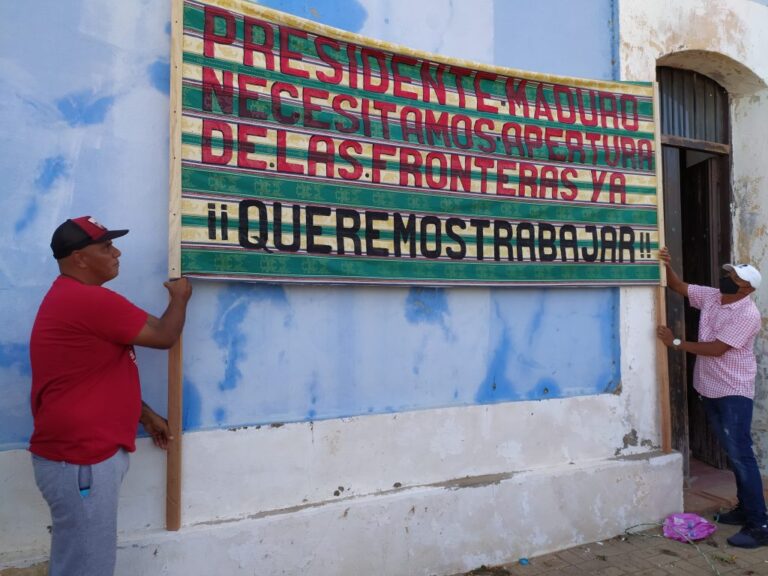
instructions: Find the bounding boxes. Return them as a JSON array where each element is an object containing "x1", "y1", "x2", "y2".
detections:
[{"x1": 29, "y1": 275, "x2": 148, "y2": 464}]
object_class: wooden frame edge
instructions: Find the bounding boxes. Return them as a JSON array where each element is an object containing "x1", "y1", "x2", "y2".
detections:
[
  {"x1": 653, "y1": 81, "x2": 672, "y2": 454},
  {"x1": 166, "y1": 0, "x2": 184, "y2": 532}
]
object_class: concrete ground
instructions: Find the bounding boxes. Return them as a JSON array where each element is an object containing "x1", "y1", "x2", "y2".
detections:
[
  {"x1": 456, "y1": 460, "x2": 768, "y2": 576},
  {"x1": 457, "y1": 523, "x2": 768, "y2": 576}
]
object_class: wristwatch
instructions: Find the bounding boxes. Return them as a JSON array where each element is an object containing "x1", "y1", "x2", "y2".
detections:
[{"x1": 672, "y1": 338, "x2": 682, "y2": 349}]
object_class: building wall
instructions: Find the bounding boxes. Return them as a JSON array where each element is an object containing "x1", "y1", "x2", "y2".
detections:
[
  {"x1": 618, "y1": 0, "x2": 768, "y2": 469},
  {"x1": 0, "y1": 1, "x2": 684, "y2": 574}
]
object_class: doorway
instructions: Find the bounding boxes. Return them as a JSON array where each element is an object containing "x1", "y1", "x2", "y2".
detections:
[{"x1": 657, "y1": 67, "x2": 732, "y2": 477}]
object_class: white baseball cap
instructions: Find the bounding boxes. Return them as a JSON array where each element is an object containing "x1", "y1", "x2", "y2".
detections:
[{"x1": 723, "y1": 263, "x2": 762, "y2": 289}]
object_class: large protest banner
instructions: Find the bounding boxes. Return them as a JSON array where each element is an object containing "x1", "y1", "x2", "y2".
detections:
[{"x1": 173, "y1": 0, "x2": 661, "y2": 286}]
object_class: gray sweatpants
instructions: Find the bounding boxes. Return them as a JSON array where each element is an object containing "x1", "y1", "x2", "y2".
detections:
[{"x1": 32, "y1": 449, "x2": 130, "y2": 576}]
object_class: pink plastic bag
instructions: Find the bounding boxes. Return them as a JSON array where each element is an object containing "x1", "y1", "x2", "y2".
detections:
[{"x1": 663, "y1": 513, "x2": 717, "y2": 542}]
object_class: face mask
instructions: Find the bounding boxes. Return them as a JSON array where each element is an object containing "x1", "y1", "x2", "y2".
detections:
[{"x1": 719, "y1": 275, "x2": 740, "y2": 295}]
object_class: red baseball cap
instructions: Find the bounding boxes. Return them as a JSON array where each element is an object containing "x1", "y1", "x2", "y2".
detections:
[{"x1": 50, "y1": 216, "x2": 129, "y2": 260}]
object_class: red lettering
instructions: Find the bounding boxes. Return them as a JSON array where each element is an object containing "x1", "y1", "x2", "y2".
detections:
[
  {"x1": 577, "y1": 88, "x2": 599, "y2": 127},
  {"x1": 425, "y1": 110, "x2": 451, "y2": 146},
  {"x1": 474, "y1": 157, "x2": 495, "y2": 194},
  {"x1": 564, "y1": 130, "x2": 585, "y2": 163},
  {"x1": 620, "y1": 136, "x2": 637, "y2": 169},
  {"x1": 620, "y1": 94, "x2": 639, "y2": 131},
  {"x1": 425, "y1": 152, "x2": 448, "y2": 189},
  {"x1": 600, "y1": 92, "x2": 619, "y2": 129},
  {"x1": 609, "y1": 173, "x2": 626, "y2": 204},
  {"x1": 361, "y1": 97, "x2": 372, "y2": 137},
  {"x1": 237, "y1": 124, "x2": 267, "y2": 170},
  {"x1": 371, "y1": 143, "x2": 397, "y2": 183},
  {"x1": 474, "y1": 118, "x2": 496, "y2": 153},
  {"x1": 271, "y1": 82, "x2": 299, "y2": 125},
  {"x1": 243, "y1": 17, "x2": 275, "y2": 69},
  {"x1": 421, "y1": 63, "x2": 447, "y2": 105},
  {"x1": 362, "y1": 48, "x2": 390, "y2": 93},
  {"x1": 500, "y1": 122, "x2": 524, "y2": 157},
  {"x1": 392, "y1": 55, "x2": 419, "y2": 100},
  {"x1": 202, "y1": 67, "x2": 233, "y2": 114},
  {"x1": 450, "y1": 66, "x2": 472, "y2": 109},
  {"x1": 560, "y1": 168, "x2": 579, "y2": 200},
  {"x1": 279, "y1": 27, "x2": 309, "y2": 78},
  {"x1": 584, "y1": 132, "x2": 601, "y2": 165},
  {"x1": 518, "y1": 163, "x2": 538, "y2": 197},
  {"x1": 302, "y1": 87, "x2": 330, "y2": 129},
  {"x1": 451, "y1": 115, "x2": 473, "y2": 149},
  {"x1": 539, "y1": 166, "x2": 559, "y2": 199},
  {"x1": 496, "y1": 160, "x2": 517, "y2": 196},
  {"x1": 534, "y1": 84, "x2": 553, "y2": 121},
  {"x1": 307, "y1": 135, "x2": 335, "y2": 177},
  {"x1": 347, "y1": 44, "x2": 358, "y2": 89},
  {"x1": 399, "y1": 148, "x2": 422, "y2": 187},
  {"x1": 372, "y1": 100, "x2": 397, "y2": 139},
  {"x1": 201, "y1": 119, "x2": 233, "y2": 165},
  {"x1": 474, "y1": 72, "x2": 498, "y2": 114},
  {"x1": 276, "y1": 130, "x2": 303, "y2": 173},
  {"x1": 204, "y1": 7, "x2": 235, "y2": 59},
  {"x1": 338, "y1": 140, "x2": 363, "y2": 180},
  {"x1": 315, "y1": 36, "x2": 343, "y2": 84},
  {"x1": 238, "y1": 74, "x2": 267, "y2": 119},
  {"x1": 506, "y1": 78, "x2": 529, "y2": 118},
  {"x1": 553, "y1": 85, "x2": 575, "y2": 124},
  {"x1": 332, "y1": 94, "x2": 359, "y2": 133},
  {"x1": 523, "y1": 125, "x2": 543, "y2": 158},
  {"x1": 449, "y1": 154, "x2": 472, "y2": 192},
  {"x1": 638, "y1": 139, "x2": 654, "y2": 171},
  {"x1": 400, "y1": 107, "x2": 424, "y2": 144},
  {"x1": 603, "y1": 135, "x2": 620, "y2": 167},
  {"x1": 544, "y1": 127, "x2": 565, "y2": 161},
  {"x1": 590, "y1": 170, "x2": 608, "y2": 202}
]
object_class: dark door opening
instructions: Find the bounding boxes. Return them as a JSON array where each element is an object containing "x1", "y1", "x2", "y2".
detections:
[
  {"x1": 681, "y1": 152, "x2": 730, "y2": 470},
  {"x1": 658, "y1": 66, "x2": 731, "y2": 478}
]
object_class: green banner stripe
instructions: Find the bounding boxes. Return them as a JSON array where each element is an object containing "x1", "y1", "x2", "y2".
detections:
[
  {"x1": 181, "y1": 214, "x2": 661, "y2": 249},
  {"x1": 181, "y1": 166, "x2": 658, "y2": 225},
  {"x1": 181, "y1": 131, "x2": 657, "y2": 197},
  {"x1": 181, "y1": 84, "x2": 656, "y2": 171},
  {"x1": 182, "y1": 52, "x2": 657, "y2": 146},
  {"x1": 180, "y1": 247, "x2": 660, "y2": 283},
  {"x1": 183, "y1": 4, "x2": 655, "y2": 118}
]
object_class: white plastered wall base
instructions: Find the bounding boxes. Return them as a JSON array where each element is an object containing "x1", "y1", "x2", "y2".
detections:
[
  {"x1": 116, "y1": 452, "x2": 679, "y2": 576},
  {"x1": 2, "y1": 418, "x2": 681, "y2": 574},
  {"x1": 0, "y1": 448, "x2": 681, "y2": 576}
]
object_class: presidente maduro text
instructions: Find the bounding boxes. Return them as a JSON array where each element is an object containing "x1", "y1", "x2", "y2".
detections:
[{"x1": 194, "y1": 6, "x2": 655, "y2": 205}]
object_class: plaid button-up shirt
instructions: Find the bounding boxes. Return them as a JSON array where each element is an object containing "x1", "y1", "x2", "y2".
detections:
[{"x1": 689, "y1": 284, "x2": 762, "y2": 399}]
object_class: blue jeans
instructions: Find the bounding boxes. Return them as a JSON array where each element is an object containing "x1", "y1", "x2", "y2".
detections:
[{"x1": 702, "y1": 395, "x2": 767, "y2": 526}]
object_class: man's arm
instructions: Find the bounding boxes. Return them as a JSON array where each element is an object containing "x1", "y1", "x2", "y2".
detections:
[
  {"x1": 132, "y1": 277, "x2": 192, "y2": 349},
  {"x1": 656, "y1": 326, "x2": 732, "y2": 356},
  {"x1": 659, "y1": 247, "x2": 689, "y2": 297},
  {"x1": 140, "y1": 402, "x2": 172, "y2": 449}
]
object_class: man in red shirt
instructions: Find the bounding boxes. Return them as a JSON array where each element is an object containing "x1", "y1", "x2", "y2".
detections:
[
  {"x1": 657, "y1": 247, "x2": 765, "y2": 548},
  {"x1": 29, "y1": 216, "x2": 192, "y2": 575}
]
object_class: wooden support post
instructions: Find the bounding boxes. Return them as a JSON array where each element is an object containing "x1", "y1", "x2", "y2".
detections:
[
  {"x1": 166, "y1": 0, "x2": 184, "y2": 531},
  {"x1": 655, "y1": 289, "x2": 672, "y2": 453},
  {"x1": 653, "y1": 81, "x2": 672, "y2": 454},
  {"x1": 166, "y1": 336, "x2": 184, "y2": 530}
]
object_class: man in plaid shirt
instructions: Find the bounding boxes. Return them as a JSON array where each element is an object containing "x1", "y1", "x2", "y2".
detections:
[{"x1": 657, "y1": 247, "x2": 765, "y2": 548}]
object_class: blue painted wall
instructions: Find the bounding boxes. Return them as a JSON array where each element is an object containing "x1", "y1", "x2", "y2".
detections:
[
  {"x1": 0, "y1": 0, "x2": 622, "y2": 448},
  {"x1": 493, "y1": 0, "x2": 619, "y2": 81}
]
